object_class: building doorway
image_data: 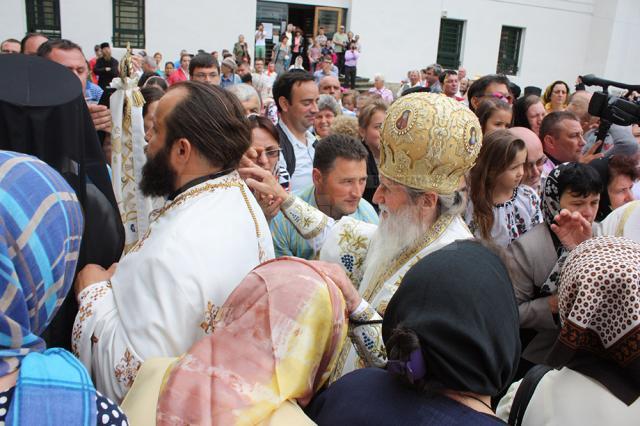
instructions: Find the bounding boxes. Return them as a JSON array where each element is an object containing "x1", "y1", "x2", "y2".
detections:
[{"x1": 256, "y1": 1, "x2": 347, "y2": 62}]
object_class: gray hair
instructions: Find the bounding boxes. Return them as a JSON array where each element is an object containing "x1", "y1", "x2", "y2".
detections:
[
  {"x1": 373, "y1": 73, "x2": 385, "y2": 82},
  {"x1": 404, "y1": 185, "x2": 465, "y2": 217},
  {"x1": 226, "y1": 83, "x2": 262, "y2": 109},
  {"x1": 426, "y1": 63, "x2": 443, "y2": 74},
  {"x1": 317, "y1": 94, "x2": 341, "y2": 116},
  {"x1": 143, "y1": 55, "x2": 157, "y2": 69}
]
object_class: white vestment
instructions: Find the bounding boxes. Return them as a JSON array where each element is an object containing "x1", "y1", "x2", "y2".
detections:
[
  {"x1": 279, "y1": 196, "x2": 472, "y2": 378},
  {"x1": 595, "y1": 200, "x2": 640, "y2": 242},
  {"x1": 73, "y1": 171, "x2": 274, "y2": 402}
]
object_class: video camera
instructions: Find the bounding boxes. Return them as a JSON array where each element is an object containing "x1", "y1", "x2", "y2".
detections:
[{"x1": 579, "y1": 74, "x2": 640, "y2": 153}]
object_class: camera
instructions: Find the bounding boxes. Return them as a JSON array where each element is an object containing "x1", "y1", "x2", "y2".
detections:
[{"x1": 579, "y1": 74, "x2": 640, "y2": 152}]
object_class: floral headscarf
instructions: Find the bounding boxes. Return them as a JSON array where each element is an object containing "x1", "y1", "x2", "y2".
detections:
[{"x1": 541, "y1": 164, "x2": 565, "y2": 225}]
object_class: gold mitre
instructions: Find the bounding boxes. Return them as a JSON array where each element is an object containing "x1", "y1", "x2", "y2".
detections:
[{"x1": 379, "y1": 93, "x2": 482, "y2": 194}]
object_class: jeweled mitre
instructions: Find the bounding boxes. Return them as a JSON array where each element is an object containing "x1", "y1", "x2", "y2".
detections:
[{"x1": 379, "y1": 93, "x2": 482, "y2": 194}]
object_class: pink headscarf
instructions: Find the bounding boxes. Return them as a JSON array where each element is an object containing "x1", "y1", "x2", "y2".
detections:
[{"x1": 157, "y1": 257, "x2": 348, "y2": 425}]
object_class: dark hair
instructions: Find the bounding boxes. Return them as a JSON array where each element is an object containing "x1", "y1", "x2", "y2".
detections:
[
  {"x1": 609, "y1": 155, "x2": 640, "y2": 182},
  {"x1": 467, "y1": 74, "x2": 511, "y2": 112},
  {"x1": 189, "y1": 54, "x2": 218, "y2": 76},
  {"x1": 539, "y1": 111, "x2": 579, "y2": 142},
  {"x1": 438, "y1": 69, "x2": 457, "y2": 84},
  {"x1": 272, "y1": 70, "x2": 315, "y2": 113},
  {"x1": 19, "y1": 33, "x2": 47, "y2": 53},
  {"x1": 180, "y1": 53, "x2": 192, "y2": 62},
  {"x1": 476, "y1": 98, "x2": 512, "y2": 134},
  {"x1": 140, "y1": 86, "x2": 164, "y2": 118},
  {"x1": 241, "y1": 73, "x2": 252, "y2": 84},
  {"x1": 557, "y1": 162, "x2": 602, "y2": 198},
  {"x1": 313, "y1": 134, "x2": 368, "y2": 174},
  {"x1": 542, "y1": 80, "x2": 570, "y2": 105},
  {"x1": 164, "y1": 82, "x2": 250, "y2": 169},
  {"x1": 469, "y1": 129, "x2": 526, "y2": 239},
  {"x1": 247, "y1": 114, "x2": 279, "y2": 144},
  {"x1": 512, "y1": 95, "x2": 542, "y2": 129},
  {"x1": 36, "y1": 39, "x2": 84, "y2": 58},
  {"x1": 144, "y1": 76, "x2": 168, "y2": 91}
]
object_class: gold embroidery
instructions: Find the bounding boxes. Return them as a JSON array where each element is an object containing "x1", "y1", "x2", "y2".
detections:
[
  {"x1": 71, "y1": 281, "x2": 112, "y2": 356},
  {"x1": 129, "y1": 174, "x2": 262, "y2": 253},
  {"x1": 114, "y1": 348, "x2": 142, "y2": 391},
  {"x1": 336, "y1": 221, "x2": 371, "y2": 284},
  {"x1": 362, "y1": 214, "x2": 454, "y2": 302},
  {"x1": 616, "y1": 203, "x2": 637, "y2": 237},
  {"x1": 282, "y1": 196, "x2": 328, "y2": 239},
  {"x1": 199, "y1": 301, "x2": 221, "y2": 334}
]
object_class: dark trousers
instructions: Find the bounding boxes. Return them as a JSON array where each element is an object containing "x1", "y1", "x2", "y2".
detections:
[
  {"x1": 344, "y1": 65, "x2": 357, "y2": 89},
  {"x1": 336, "y1": 52, "x2": 345, "y2": 74}
]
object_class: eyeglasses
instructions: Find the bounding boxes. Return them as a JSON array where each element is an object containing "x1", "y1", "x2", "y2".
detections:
[
  {"x1": 527, "y1": 155, "x2": 547, "y2": 168},
  {"x1": 482, "y1": 92, "x2": 513, "y2": 104},
  {"x1": 256, "y1": 147, "x2": 282, "y2": 159},
  {"x1": 193, "y1": 72, "x2": 219, "y2": 79}
]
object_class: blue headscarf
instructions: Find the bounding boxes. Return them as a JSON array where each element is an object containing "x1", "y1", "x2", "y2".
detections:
[{"x1": 0, "y1": 151, "x2": 96, "y2": 425}]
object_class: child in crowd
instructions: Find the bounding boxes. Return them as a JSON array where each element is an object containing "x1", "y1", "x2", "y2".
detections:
[
  {"x1": 466, "y1": 129, "x2": 542, "y2": 246},
  {"x1": 476, "y1": 97, "x2": 513, "y2": 135},
  {"x1": 342, "y1": 90, "x2": 357, "y2": 112}
]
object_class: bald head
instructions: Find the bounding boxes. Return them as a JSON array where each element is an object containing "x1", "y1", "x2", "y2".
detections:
[
  {"x1": 567, "y1": 91, "x2": 596, "y2": 133},
  {"x1": 510, "y1": 127, "x2": 545, "y2": 191},
  {"x1": 319, "y1": 75, "x2": 341, "y2": 101}
]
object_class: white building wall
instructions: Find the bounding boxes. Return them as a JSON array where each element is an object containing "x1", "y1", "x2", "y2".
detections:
[
  {"x1": 0, "y1": 0, "x2": 27, "y2": 43},
  {"x1": 351, "y1": 0, "x2": 596, "y2": 89},
  {"x1": 0, "y1": 0, "x2": 635, "y2": 90}
]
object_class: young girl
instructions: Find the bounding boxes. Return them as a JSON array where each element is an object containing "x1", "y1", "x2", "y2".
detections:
[
  {"x1": 476, "y1": 97, "x2": 512, "y2": 135},
  {"x1": 466, "y1": 129, "x2": 542, "y2": 247}
]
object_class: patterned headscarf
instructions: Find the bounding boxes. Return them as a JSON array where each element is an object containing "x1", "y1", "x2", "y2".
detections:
[
  {"x1": 547, "y1": 236, "x2": 640, "y2": 405},
  {"x1": 0, "y1": 151, "x2": 83, "y2": 375},
  {"x1": 541, "y1": 164, "x2": 565, "y2": 225},
  {"x1": 157, "y1": 257, "x2": 348, "y2": 425}
]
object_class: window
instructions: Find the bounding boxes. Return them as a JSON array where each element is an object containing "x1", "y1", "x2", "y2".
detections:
[
  {"x1": 496, "y1": 26, "x2": 523, "y2": 75},
  {"x1": 25, "y1": 0, "x2": 61, "y2": 38},
  {"x1": 436, "y1": 19, "x2": 464, "y2": 69},
  {"x1": 113, "y1": 0, "x2": 145, "y2": 48}
]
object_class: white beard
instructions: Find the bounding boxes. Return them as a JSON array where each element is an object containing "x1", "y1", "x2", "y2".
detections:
[{"x1": 360, "y1": 203, "x2": 429, "y2": 293}]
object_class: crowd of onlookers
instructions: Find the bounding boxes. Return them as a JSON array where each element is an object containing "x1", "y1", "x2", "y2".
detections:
[{"x1": 1, "y1": 25, "x2": 640, "y2": 426}]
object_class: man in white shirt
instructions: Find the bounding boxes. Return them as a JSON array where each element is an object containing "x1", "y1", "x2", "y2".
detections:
[{"x1": 273, "y1": 71, "x2": 319, "y2": 192}]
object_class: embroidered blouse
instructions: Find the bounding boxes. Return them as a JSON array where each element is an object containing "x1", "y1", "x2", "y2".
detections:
[{"x1": 466, "y1": 185, "x2": 543, "y2": 247}]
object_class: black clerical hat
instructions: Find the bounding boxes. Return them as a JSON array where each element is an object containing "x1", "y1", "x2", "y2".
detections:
[{"x1": 0, "y1": 53, "x2": 81, "y2": 106}]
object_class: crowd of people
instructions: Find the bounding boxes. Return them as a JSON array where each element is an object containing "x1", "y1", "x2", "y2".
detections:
[{"x1": 0, "y1": 26, "x2": 639, "y2": 426}]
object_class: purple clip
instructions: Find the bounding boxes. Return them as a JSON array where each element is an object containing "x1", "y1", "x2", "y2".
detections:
[{"x1": 386, "y1": 349, "x2": 426, "y2": 384}]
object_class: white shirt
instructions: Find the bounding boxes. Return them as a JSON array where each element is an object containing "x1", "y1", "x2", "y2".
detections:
[
  {"x1": 278, "y1": 120, "x2": 316, "y2": 193},
  {"x1": 497, "y1": 367, "x2": 640, "y2": 425}
]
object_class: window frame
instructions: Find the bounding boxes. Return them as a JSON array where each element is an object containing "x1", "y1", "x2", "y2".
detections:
[
  {"x1": 496, "y1": 25, "x2": 524, "y2": 76},
  {"x1": 436, "y1": 18, "x2": 465, "y2": 70},
  {"x1": 25, "y1": 0, "x2": 61, "y2": 39},
  {"x1": 112, "y1": 0, "x2": 146, "y2": 49}
]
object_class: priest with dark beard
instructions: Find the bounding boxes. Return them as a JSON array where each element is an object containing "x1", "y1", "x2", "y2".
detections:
[{"x1": 71, "y1": 81, "x2": 275, "y2": 402}]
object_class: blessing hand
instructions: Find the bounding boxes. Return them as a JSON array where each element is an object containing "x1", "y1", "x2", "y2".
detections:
[
  {"x1": 550, "y1": 209, "x2": 592, "y2": 250},
  {"x1": 239, "y1": 165, "x2": 288, "y2": 202}
]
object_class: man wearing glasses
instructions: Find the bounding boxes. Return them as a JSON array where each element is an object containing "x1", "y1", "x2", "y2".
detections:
[
  {"x1": 189, "y1": 54, "x2": 220, "y2": 86},
  {"x1": 467, "y1": 74, "x2": 512, "y2": 113},
  {"x1": 511, "y1": 127, "x2": 547, "y2": 193}
]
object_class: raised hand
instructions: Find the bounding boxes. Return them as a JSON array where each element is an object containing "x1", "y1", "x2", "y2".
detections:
[
  {"x1": 550, "y1": 209, "x2": 592, "y2": 250},
  {"x1": 579, "y1": 140, "x2": 604, "y2": 163}
]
